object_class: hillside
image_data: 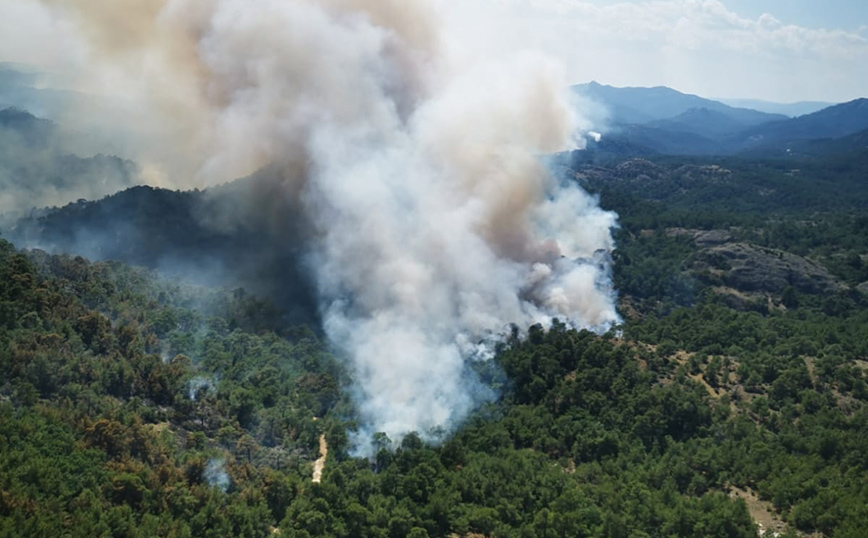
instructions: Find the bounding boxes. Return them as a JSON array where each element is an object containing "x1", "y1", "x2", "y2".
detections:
[
  {"x1": 4, "y1": 158, "x2": 868, "y2": 535},
  {"x1": 647, "y1": 108, "x2": 751, "y2": 139},
  {"x1": 2, "y1": 146, "x2": 868, "y2": 536},
  {"x1": 2, "y1": 92, "x2": 867, "y2": 538},
  {"x1": 573, "y1": 84, "x2": 868, "y2": 158},
  {"x1": 0, "y1": 108, "x2": 140, "y2": 219},
  {"x1": 4, "y1": 168, "x2": 318, "y2": 325},
  {"x1": 0, "y1": 238, "x2": 342, "y2": 536},
  {"x1": 717, "y1": 98, "x2": 835, "y2": 118},
  {"x1": 593, "y1": 123, "x2": 720, "y2": 156},
  {"x1": 0, "y1": 64, "x2": 100, "y2": 129},
  {"x1": 736, "y1": 99, "x2": 868, "y2": 150},
  {"x1": 573, "y1": 82, "x2": 786, "y2": 126},
  {"x1": 3, "y1": 1, "x2": 868, "y2": 536}
]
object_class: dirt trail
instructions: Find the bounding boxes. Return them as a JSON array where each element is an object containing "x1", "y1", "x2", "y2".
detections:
[
  {"x1": 729, "y1": 487, "x2": 786, "y2": 537},
  {"x1": 312, "y1": 434, "x2": 328, "y2": 483}
]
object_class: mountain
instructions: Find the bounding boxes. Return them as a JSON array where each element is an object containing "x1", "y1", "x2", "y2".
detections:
[
  {"x1": 5, "y1": 148, "x2": 868, "y2": 535},
  {"x1": 0, "y1": 63, "x2": 86, "y2": 121},
  {"x1": 572, "y1": 82, "x2": 795, "y2": 156},
  {"x1": 717, "y1": 98, "x2": 835, "y2": 117},
  {"x1": 647, "y1": 107, "x2": 750, "y2": 139},
  {"x1": 3, "y1": 95, "x2": 868, "y2": 537},
  {"x1": 570, "y1": 153, "x2": 868, "y2": 214},
  {"x1": 0, "y1": 106, "x2": 56, "y2": 147},
  {"x1": 573, "y1": 81, "x2": 787, "y2": 126},
  {"x1": 790, "y1": 128, "x2": 868, "y2": 155},
  {"x1": 0, "y1": 107, "x2": 140, "y2": 219},
  {"x1": 598, "y1": 122, "x2": 721, "y2": 156},
  {"x1": 4, "y1": 168, "x2": 319, "y2": 325},
  {"x1": 0, "y1": 235, "x2": 342, "y2": 534},
  {"x1": 739, "y1": 127, "x2": 868, "y2": 158},
  {"x1": 572, "y1": 84, "x2": 868, "y2": 157},
  {"x1": 735, "y1": 98, "x2": 868, "y2": 150}
]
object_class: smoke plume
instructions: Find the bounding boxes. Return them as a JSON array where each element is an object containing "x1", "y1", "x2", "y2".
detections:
[
  {"x1": 204, "y1": 458, "x2": 230, "y2": 492},
  {"x1": 25, "y1": 0, "x2": 620, "y2": 447}
]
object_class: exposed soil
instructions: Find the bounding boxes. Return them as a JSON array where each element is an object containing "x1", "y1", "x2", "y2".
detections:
[
  {"x1": 729, "y1": 486, "x2": 787, "y2": 537},
  {"x1": 312, "y1": 434, "x2": 328, "y2": 484}
]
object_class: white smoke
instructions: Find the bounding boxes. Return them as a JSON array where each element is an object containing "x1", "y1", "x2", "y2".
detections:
[
  {"x1": 204, "y1": 458, "x2": 230, "y2": 492},
  {"x1": 187, "y1": 375, "x2": 216, "y2": 401},
  {"x1": 23, "y1": 0, "x2": 620, "y2": 449}
]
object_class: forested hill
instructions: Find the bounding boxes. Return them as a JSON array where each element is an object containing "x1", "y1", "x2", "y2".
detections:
[
  {"x1": 0, "y1": 108, "x2": 140, "y2": 218},
  {"x1": 570, "y1": 84, "x2": 868, "y2": 157},
  {"x1": 0, "y1": 238, "x2": 343, "y2": 536},
  {"x1": 4, "y1": 141, "x2": 868, "y2": 538},
  {"x1": 5, "y1": 175, "x2": 319, "y2": 326}
]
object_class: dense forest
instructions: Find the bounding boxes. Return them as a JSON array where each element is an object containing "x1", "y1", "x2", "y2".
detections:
[{"x1": 2, "y1": 148, "x2": 868, "y2": 537}]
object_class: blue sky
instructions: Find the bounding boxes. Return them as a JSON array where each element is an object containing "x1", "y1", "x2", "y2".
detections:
[
  {"x1": 577, "y1": 0, "x2": 868, "y2": 31},
  {"x1": 492, "y1": 0, "x2": 868, "y2": 26},
  {"x1": 710, "y1": 0, "x2": 868, "y2": 31}
]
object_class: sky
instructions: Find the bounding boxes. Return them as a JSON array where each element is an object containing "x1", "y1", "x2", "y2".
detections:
[
  {"x1": 701, "y1": 0, "x2": 868, "y2": 32},
  {"x1": 0, "y1": 0, "x2": 866, "y2": 103},
  {"x1": 456, "y1": 0, "x2": 868, "y2": 103}
]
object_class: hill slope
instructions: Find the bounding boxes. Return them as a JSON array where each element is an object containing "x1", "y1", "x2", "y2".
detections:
[
  {"x1": 4, "y1": 171, "x2": 318, "y2": 325},
  {"x1": 647, "y1": 107, "x2": 751, "y2": 139},
  {"x1": 736, "y1": 98, "x2": 868, "y2": 150},
  {"x1": 718, "y1": 98, "x2": 835, "y2": 117},
  {"x1": 573, "y1": 84, "x2": 868, "y2": 158},
  {"x1": 0, "y1": 107, "x2": 140, "y2": 218},
  {"x1": 5, "y1": 189, "x2": 868, "y2": 536},
  {"x1": 0, "y1": 237, "x2": 342, "y2": 536},
  {"x1": 573, "y1": 82, "x2": 786, "y2": 126}
]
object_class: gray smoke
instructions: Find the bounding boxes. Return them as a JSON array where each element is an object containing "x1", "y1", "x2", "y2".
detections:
[
  {"x1": 18, "y1": 0, "x2": 620, "y2": 449},
  {"x1": 0, "y1": 107, "x2": 140, "y2": 217}
]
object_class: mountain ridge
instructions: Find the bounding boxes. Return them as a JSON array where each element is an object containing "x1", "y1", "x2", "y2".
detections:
[
  {"x1": 573, "y1": 81, "x2": 788, "y2": 126},
  {"x1": 716, "y1": 97, "x2": 836, "y2": 117},
  {"x1": 573, "y1": 83, "x2": 868, "y2": 157}
]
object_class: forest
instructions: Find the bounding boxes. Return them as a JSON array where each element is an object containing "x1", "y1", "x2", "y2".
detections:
[{"x1": 2, "y1": 149, "x2": 868, "y2": 537}]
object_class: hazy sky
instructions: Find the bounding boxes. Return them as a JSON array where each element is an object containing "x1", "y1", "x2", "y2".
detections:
[
  {"x1": 456, "y1": 0, "x2": 868, "y2": 103},
  {"x1": 1, "y1": 0, "x2": 866, "y2": 103}
]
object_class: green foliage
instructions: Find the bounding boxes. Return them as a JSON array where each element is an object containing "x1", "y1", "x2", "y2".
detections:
[
  {"x1": 0, "y1": 239, "x2": 340, "y2": 536},
  {"x1": 3, "y1": 145, "x2": 868, "y2": 538}
]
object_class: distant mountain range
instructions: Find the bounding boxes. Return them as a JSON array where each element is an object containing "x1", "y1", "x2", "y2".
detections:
[
  {"x1": 0, "y1": 63, "x2": 86, "y2": 122},
  {"x1": 573, "y1": 82, "x2": 868, "y2": 157},
  {"x1": 716, "y1": 98, "x2": 834, "y2": 118},
  {"x1": 574, "y1": 81, "x2": 786, "y2": 126},
  {"x1": 0, "y1": 107, "x2": 139, "y2": 219},
  {"x1": 2, "y1": 78, "x2": 866, "y2": 323},
  {"x1": 739, "y1": 99, "x2": 868, "y2": 145}
]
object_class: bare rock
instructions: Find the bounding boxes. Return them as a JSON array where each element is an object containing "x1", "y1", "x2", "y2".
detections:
[
  {"x1": 693, "y1": 242, "x2": 846, "y2": 295},
  {"x1": 693, "y1": 229, "x2": 732, "y2": 247},
  {"x1": 615, "y1": 158, "x2": 661, "y2": 179}
]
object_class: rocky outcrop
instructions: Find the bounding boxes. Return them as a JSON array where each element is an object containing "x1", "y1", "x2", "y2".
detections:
[
  {"x1": 693, "y1": 242, "x2": 846, "y2": 295},
  {"x1": 666, "y1": 228, "x2": 733, "y2": 247},
  {"x1": 693, "y1": 229, "x2": 733, "y2": 247},
  {"x1": 614, "y1": 158, "x2": 661, "y2": 179}
]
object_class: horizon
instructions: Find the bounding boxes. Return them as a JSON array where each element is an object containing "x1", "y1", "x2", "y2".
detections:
[
  {"x1": 2, "y1": 1, "x2": 867, "y2": 104},
  {"x1": 444, "y1": 0, "x2": 868, "y2": 103},
  {"x1": 573, "y1": 80, "x2": 845, "y2": 106},
  {"x1": 2, "y1": 59, "x2": 857, "y2": 108}
]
